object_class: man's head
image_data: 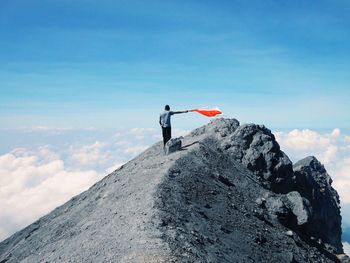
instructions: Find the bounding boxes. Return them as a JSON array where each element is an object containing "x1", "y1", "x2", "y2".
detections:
[{"x1": 165, "y1": 105, "x2": 170, "y2": 111}]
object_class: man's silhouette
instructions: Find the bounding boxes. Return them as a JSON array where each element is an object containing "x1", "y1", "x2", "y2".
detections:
[{"x1": 159, "y1": 105, "x2": 188, "y2": 146}]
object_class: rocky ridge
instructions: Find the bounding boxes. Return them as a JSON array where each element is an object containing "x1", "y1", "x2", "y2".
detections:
[{"x1": 0, "y1": 118, "x2": 348, "y2": 263}]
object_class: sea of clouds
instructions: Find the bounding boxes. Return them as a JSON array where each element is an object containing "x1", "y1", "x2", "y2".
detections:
[{"x1": 0, "y1": 126, "x2": 349, "y2": 254}]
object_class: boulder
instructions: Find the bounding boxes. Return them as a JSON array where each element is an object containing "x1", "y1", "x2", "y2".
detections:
[
  {"x1": 265, "y1": 191, "x2": 312, "y2": 229},
  {"x1": 284, "y1": 191, "x2": 312, "y2": 226},
  {"x1": 165, "y1": 138, "x2": 182, "y2": 155}
]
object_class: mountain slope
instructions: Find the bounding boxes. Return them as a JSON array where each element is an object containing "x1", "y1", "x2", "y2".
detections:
[{"x1": 0, "y1": 118, "x2": 347, "y2": 262}]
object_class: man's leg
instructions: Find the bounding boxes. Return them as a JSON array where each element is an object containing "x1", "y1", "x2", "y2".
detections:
[
  {"x1": 162, "y1": 127, "x2": 167, "y2": 146},
  {"x1": 165, "y1": 127, "x2": 171, "y2": 145}
]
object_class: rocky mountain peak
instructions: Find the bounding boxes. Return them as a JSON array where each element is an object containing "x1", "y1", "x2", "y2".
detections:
[
  {"x1": 0, "y1": 118, "x2": 347, "y2": 262},
  {"x1": 294, "y1": 156, "x2": 334, "y2": 187},
  {"x1": 196, "y1": 118, "x2": 294, "y2": 193}
]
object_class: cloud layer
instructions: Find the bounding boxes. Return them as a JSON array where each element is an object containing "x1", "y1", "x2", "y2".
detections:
[{"x1": 0, "y1": 147, "x2": 103, "y2": 240}]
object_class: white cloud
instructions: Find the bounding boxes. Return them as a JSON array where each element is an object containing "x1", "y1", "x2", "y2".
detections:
[
  {"x1": 124, "y1": 145, "x2": 149, "y2": 155},
  {"x1": 71, "y1": 141, "x2": 106, "y2": 165},
  {"x1": 274, "y1": 128, "x2": 345, "y2": 165},
  {"x1": 114, "y1": 140, "x2": 130, "y2": 146},
  {"x1": 115, "y1": 127, "x2": 189, "y2": 141},
  {"x1": 274, "y1": 128, "x2": 350, "y2": 205},
  {"x1": 6, "y1": 126, "x2": 102, "y2": 134},
  {"x1": 128, "y1": 128, "x2": 156, "y2": 140},
  {"x1": 343, "y1": 242, "x2": 350, "y2": 256},
  {"x1": 274, "y1": 129, "x2": 331, "y2": 151},
  {"x1": 129, "y1": 127, "x2": 156, "y2": 135},
  {"x1": 0, "y1": 148, "x2": 103, "y2": 241},
  {"x1": 172, "y1": 128, "x2": 190, "y2": 137},
  {"x1": 332, "y1": 157, "x2": 350, "y2": 204},
  {"x1": 116, "y1": 128, "x2": 157, "y2": 140},
  {"x1": 331, "y1": 128, "x2": 341, "y2": 138},
  {"x1": 10, "y1": 126, "x2": 73, "y2": 135},
  {"x1": 113, "y1": 127, "x2": 188, "y2": 156},
  {"x1": 321, "y1": 145, "x2": 338, "y2": 165}
]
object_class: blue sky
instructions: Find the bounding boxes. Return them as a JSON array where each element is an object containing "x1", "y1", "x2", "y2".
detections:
[
  {"x1": 1, "y1": 0, "x2": 350, "y2": 130},
  {"x1": 1, "y1": 0, "x2": 350, "y2": 250}
]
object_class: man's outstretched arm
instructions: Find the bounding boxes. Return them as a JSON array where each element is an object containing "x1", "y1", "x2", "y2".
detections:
[{"x1": 172, "y1": 110, "x2": 189, "y2": 114}]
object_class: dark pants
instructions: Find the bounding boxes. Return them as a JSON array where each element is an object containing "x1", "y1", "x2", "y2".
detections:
[{"x1": 162, "y1": 127, "x2": 171, "y2": 146}]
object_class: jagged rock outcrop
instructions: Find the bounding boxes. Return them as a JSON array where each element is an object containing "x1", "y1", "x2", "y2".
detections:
[
  {"x1": 293, "y1": 156, "x2": 342, "y2": 253},
  {"x1": 0, "y1": 118, "x2": 345, "y2": 263},
  {"x1": 198, "y1": 119, "x2": 294, "y2": 193}
]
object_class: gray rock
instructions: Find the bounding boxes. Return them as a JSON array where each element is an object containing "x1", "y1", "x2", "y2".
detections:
[
  {"x1": 255, "y1": 197, "x2": 266, "y2": 207},
  {"x1": 190, "y1": 118, "x2": 240, "y2": 137},
  {"x1": 286, "y1": 230, "x2": 294, "y2": 237},
  {"x1": 265, "y1": 191, "x2": 311, "y2": 229},
  {"x1": 293, "y1": 156, "x2": 342, "y2": 253},
  {"x1": 214, "y1": 123, "x2": 294, "y2": 193},
  {"x1": 284, "y1": 191, "x2": 312, "y2": 226},
  {"x1": 165, "y1": 137, "x2": 182, "y2": 155}
]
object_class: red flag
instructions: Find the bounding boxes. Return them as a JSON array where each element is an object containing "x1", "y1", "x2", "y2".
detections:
[{"x1": 190, "y1": 108, "x2": 222, "y2": 117}]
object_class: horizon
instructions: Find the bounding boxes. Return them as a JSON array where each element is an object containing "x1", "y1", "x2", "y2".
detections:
[{"x1": 1, "y1": 0, "x2": 350, "y2": 254}]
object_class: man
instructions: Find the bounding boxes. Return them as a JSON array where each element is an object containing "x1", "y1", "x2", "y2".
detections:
[{"x1": 159, "y1": 105, "x2": 188, "y2": 146}]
